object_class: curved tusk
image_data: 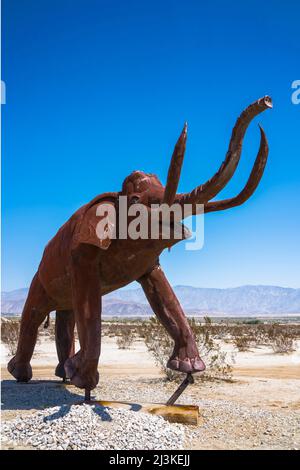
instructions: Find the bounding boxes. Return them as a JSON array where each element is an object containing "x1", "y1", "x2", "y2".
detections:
[
  {"x1": 176, "y1": 96, "x2": 272, "y2": 213},
  {"x1": 204, "y1": 124, "x2": 269, "y2": 213},
  {"x1": 163, "y1": 122, "x2": 187, "y2": 205}
]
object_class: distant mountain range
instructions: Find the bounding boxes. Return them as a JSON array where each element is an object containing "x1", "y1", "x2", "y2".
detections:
[{"x1": 2, "y1": 285, "x2": 300, "y2": 317}]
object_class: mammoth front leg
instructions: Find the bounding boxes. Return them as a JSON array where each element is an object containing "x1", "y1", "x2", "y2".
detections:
[
  {"x1": 138, "y1": 265, "x2": 205, "y2": 374},
  {"x1": 55, "y1": 310, "x2": 75, "y2": 380},
  {"x1": 64, "y1": 244, "x2": 101, "y2": 391}
]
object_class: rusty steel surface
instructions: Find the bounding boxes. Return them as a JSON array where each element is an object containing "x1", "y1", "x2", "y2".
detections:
[
  {"x1": 8, "y1": 97, "x2": 272, "y2": 392},
  {"x1": 166, "y1": 373, "x2": 195, "y2": 406}
]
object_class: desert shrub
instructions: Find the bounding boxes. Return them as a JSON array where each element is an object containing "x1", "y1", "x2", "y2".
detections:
[
  {"x1": 229, "y1": 322, "x2": 299, "y2": 352},
  {"x1": 1, "y1": 319, "x2": 19, "y2": 355},
  {"x1": 141, "y1": 317, "x2": 178, "y2": 380},
  {"x1": 230, "y1": 323, "x2": 269, "y2": 349},
  {"x1": 105, "y1": 323, "x2": 118, "y2": 338},
  {"x1": 142, "y1": 316, "x2": 234, "y2": 381},
  {"x1": 189, "y1": 317, "x2": 234, "y2": 380},
  {"x1": 261, "y1": 323, "x2": 296, "y2": 353},
  {"x1": 270, "y1": 333, "x2": 295, "y2": 354},
  {"x1": 233, "y1": 335, "x2": 251, "y2": 351},
  {"x1": 115, "y1": 325, "x2": 135, "y2": 350},
  {"x1": 39, "y1": 318, "x2": 56, "y2": 340}
]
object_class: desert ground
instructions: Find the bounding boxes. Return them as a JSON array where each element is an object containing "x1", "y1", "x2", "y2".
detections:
[{"x1": 1, "y1": 320, "x2": 300, "y2": 450}]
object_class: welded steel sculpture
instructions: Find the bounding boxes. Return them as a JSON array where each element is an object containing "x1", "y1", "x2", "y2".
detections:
[{"x1": 8, "y1": 96, "x2": 272, "y2": 393}]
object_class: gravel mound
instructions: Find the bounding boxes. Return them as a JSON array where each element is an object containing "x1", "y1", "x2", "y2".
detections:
[{"x1": 1, "y1": 403, "x2": 185, "y2": 450}]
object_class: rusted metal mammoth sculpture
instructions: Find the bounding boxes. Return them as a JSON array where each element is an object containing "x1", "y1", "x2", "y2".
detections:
[{"x1": 8, "y1": 96, "x2": 272, "y2": 397}]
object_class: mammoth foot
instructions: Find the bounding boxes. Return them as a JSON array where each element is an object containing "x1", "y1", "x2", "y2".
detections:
[
  {"x1": 167, "y1": 346, "x2": 205, "y2": 374},
  {"x1": 55, "y1": 362, "x2": 67, "y2": 380},
  {"x1": 7, "y1": 357, "x2": 32, "y2": 382},
  {"x1": 64, "y1": 353, "x2": 99, "y2": 390}
]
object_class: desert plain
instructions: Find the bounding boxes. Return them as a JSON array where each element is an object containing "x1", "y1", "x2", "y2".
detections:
[{"x1": 1, "y1": 319, "x2": 300, "y2": 450}]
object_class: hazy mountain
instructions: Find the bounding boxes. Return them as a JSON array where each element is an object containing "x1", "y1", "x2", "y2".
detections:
[
  {"x1": 2, "y1": 285, "x2": 300, "y2": 317},
  {"x1": 1, "y1": 288, "x2": 30, "y2": 316}
]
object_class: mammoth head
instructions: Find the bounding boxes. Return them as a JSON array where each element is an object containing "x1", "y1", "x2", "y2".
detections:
[
  {"x1": 86, "y1": 96, "x2": 272, "y2": 250},
  {"x1": 121, "y1": 171, "x2": 165, "y2": 206},
  {"x1": 120, "y1": 96, "x2": 272, "y2": 218}
]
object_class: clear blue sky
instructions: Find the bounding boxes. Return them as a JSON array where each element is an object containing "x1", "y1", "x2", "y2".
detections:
[{"x1": 2, "y1": 0, "x2": 300, "y2": 291}]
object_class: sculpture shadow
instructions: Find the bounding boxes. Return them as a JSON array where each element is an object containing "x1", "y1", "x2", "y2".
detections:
[
  {"x1": 1, "y1": 379, "x2": 118, "y2": 422},
  {"x1": 43, "y1": 403, "x2": 113, "y2": 423},
  {"x1": 1, "y1": 379, "x2": 83, "y2": 411}
]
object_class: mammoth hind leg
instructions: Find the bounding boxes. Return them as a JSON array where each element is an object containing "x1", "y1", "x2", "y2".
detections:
[
  {"x1": 55, "y1": 310, "x2": 75, "y2": 379},
  {"x1": 7, "y1": 273, "x2": 53, "y2": 382}
]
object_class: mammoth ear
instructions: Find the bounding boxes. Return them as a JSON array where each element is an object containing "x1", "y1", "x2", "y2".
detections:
[{"x1": 74, "y1": 201, "x2": 116, "y2": 250}]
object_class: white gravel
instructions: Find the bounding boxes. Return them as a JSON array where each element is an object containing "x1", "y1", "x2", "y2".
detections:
[{"x1": 1, "y1": 403, "x2": 185, "y2": 450}]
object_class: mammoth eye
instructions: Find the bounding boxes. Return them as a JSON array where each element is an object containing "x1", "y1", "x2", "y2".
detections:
[{"x1": 129, "y1": 196, "x2": 140, "y2": 205}]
